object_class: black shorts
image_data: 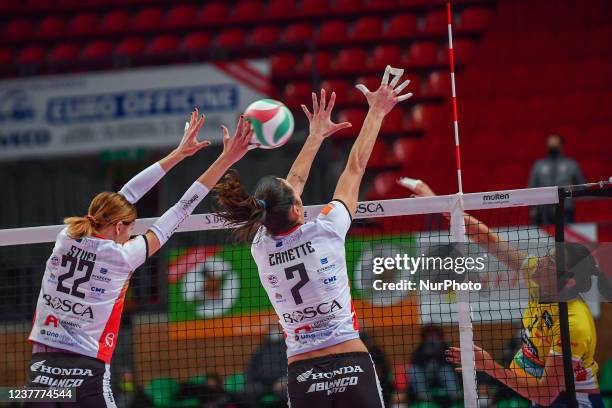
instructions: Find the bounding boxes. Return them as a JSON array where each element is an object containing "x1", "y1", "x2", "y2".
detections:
[
  {"x1": 287, "y1": 352, "x2": 384, "y2": 408},
  {"x1": 25, "y1": 352, "x2": 116, "y2": 408}
]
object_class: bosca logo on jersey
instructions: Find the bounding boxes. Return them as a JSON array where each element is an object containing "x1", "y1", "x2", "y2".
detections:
[
  {"x1": 283, "y1": 300, "x2": 342, "y2": 324},
  {"x1": 43, "y1": 294, "x2": 94, "y2": 319},
  {"x1": 355, "y1": 202, "x2": 384, "y2": 215}
]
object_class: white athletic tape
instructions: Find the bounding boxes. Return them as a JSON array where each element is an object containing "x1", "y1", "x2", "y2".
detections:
[
  {"x1": 394, "y1": 79, "x2": 411, "y2": 94},
  {"x1": 397, "y1": 177, "x2": 422, "y2": 190},
  {"x1": 381, "y1": 65, "x2": 391, "y2": 86},
  {"x1": 355, "y1": 83, "x2": 369, "y2": 95},
  {"x1": 184, "y1": 121, "x2": 190, "y2": 131},
  {"x1": 396, "y1": 92, "x2": 413, "y2": 102}
]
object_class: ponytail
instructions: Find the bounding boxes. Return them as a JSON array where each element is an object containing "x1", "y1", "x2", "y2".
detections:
[
  {"x1": 213, "y1": 170, "x2": 298, "y2": 242},
  {"x1": 64, "y1": 192, "x2": 137, "y2": 240},
  {"x1": 213, "y1": 170, "x2": 267, "y2": 242}
]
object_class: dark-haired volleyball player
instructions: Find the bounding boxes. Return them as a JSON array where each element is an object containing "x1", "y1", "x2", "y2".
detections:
[
  {"x1": 213, "y1": 67, "x2": 413, "y2": 407},
  {"x1": 26, "y1": 110, "x2": 253, "y2": 407},
  {"x1": 402, "y1": 179, "x2": 606, "y2": 408}
]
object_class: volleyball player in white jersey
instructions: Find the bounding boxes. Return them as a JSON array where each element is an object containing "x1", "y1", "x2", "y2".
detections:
[
  {"x1": 26, "y1": 110, "x2": 253, "y2": 407},
  {"x1": 213, "y1": 67, "x2": 413, "y2": 407}
]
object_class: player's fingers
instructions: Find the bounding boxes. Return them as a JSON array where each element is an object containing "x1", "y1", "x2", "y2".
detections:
[
  {"x1": 196, "y1": 140, "x2": 211, "y2": 151},
  {"x1": 381, "y1": 65, "x2": 391, "y2": 86},
  {"x1": 394, "y1": 79, "x2": 411, "y2": 94},
  {"x1": 234, "y1": 115, "x2": 244, "y2": 137},
  {"x1": 334, "y1": 122, "x2": 352, "y2": 130},
  {"x1": 326, "y1": 92, "x2": 336, "y2": 113},
  {"x1": 184, "y1": 121, "x2": 190, "y2": 132},
  {"x1": 221, "y1": 125, "x2": 229, "y2": 147},
  {"x1": 320, "y1": 88, "x2": 326, "y2": 111},
  {"x1": 195, "y1": 114, "x2": 206, "y2": 134},
  {"x1": 301, "y1": 104, "x2": 313, "y2": 121},
  {"x1": 355, "y1": 84, "x2": 370, "y2": 96},
  {"x1": 396, "y1": 92, "x2": 414, "y2": 102},
  {"x1": 312, "y1": 92, "x2": 319, "y2": 115}
]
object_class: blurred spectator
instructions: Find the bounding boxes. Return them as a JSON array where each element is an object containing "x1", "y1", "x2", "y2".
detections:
[
  {"x1": 244, "y1": 324, "x2": 288, "y2": 406},
  {"x1": 528, "y1": 134, "x2": 585, "y2": 224},
  {"x1": 361, "y1": 332, "x2": 394, "y2": 406},
  {"x1": 408, "y1": 325, "x2": 462, "y2": 402}
]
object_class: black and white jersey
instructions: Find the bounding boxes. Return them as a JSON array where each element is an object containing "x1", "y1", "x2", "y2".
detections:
[{"x1": 251, "y1": 200, "x2": 359, "y2": 357}]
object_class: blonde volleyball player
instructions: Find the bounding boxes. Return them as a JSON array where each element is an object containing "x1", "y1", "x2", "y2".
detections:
[
  {"x1": 26, "y1": 109, "x2": 253, "y2": 407},
  {"x1": 400, "y1": 179, "x2": 606, "y2": 408},
  {"x1": 213, "y1": 66, "x2": 413, "y2": 407}
]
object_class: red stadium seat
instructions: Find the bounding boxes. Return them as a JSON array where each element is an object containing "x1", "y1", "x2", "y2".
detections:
[
  {"x1": 458, "y1": 7, "x2": 490, "y2": 31},
  {"x1": 422, "y1": 10, "x2": 447, "y2": 35},
  {"x1": 320, "y1": 79, "x2": 350, "y2": 102},
  {"x1": 18, "y1": 45, "x2": 46, "y2": 64},
  {"x1": 381, "y1": 109, "x2": 405, "y2": 134},
  {"x1": 392, "y1": 138, "x2": 422, "y2": 163},
  {"x1": 397, "y1": 0, "x2": 429, "y2": 5},
  {"x1": 148, "y1": 35, "x2": 179, "y2": 55},
  {"x1": 271, "y1": 53, "x2": 297, "y2": 76},
  {"x1": 369, "y1": 45, "x2": 403, "y2": 70},
  {"x1": 36, "y1": 16, "x2": 66, "y2": 39},
  {"x1": 0, "y1": 48, "x2": 13, "y2": 65},
  {"x1": 368, "y1": 172, "x2": 402, "y2": 200},
  {"x1": 332, "y1": 0, "x2": 363, "y2": 14},
  {"x1": 283, "y1": 82, "x2": 311, "y2": 108},
  {"x1": 115, "y1": 37, "x2": 146, "y2": 57},
  {"x1": 182, "y1": 32, "x2": 212, "y2": 52},
  {"x1": 232, "y1": 0, "x2": 264, "y2": 22},
  {"x1": 332, "y1": 48, "x2": 368, "y2": 74},
  {"x1": 298, "y1": 51, "x2": 332, "y2": 76},
  {"x1": 216, "y1": 29, "x2": 246, "y2": 49},
  {"x1": 251, "y1": 26, "x2": 279, "y2": 46},
  {"x1": 384, "y1": 14, "x2": 418, "y2": 39},
  {"x1": 337, "y1": 109, "x2": 367, "y2": 136},
  {"x1": 316, "y1": 20, "x2": 349, "y2": 45},
  {"x1": 81, "y1": 40, "x2": 113, "y2": 59},
  {"x1": 267, "y1": 0, "x2": 296, "y2": 19},
  {"x1": 66, "y1": 13, "x2": 99, "y2": 36},
  {"x1": 5, "y1": 19, "x2": 34, "y2": 41},
  {"x1": 196, "y1": 2, "x2": 228, "y2": 24},
  {"x1": 451, "y1": 38, "x2": 476, "y2": 64},
  {"x1": 405, "y1": 41, "x2": 439, "y2": 67},
  {"x1": 282, "y1": 23, "x2": 314, "y2": 44},
  {"x1": 351, "y1": 17, "x2": 383, "y2": 42},
  {"x1": 166, "y1": 4, "x2": 196, "y2": 28},
  {"x1": 298, "y1": 0, "x2": 329, "y2": 17},
  {"x1": 49, "y1": 43, "x2": 80, "y2": 63},
  {"x1": 132, "y1": 7, "x2": 164, "y2": 31},
  {"x1": 367, "y1": 142, "x2": 391, "y2": 169},
  {"x1": 365, "y1": 0, "x2": 394, "y2": 10},
  {"x1": 423, "y1": 71, "x2": 450, "y2": 96},
  {"x1": 99, "y1": 10, "x2": 130, "y2": 34}
]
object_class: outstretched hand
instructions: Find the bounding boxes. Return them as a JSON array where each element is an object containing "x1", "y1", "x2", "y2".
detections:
[
  {"x1": 397, "y1": 177, "x2": 436, "y2": 198},
  {"x1": 356, "y1": 65, "x2": 413, "y2": 116},
  {"x1": 446, "y1": 345, "x2": 496, "y2": 374},
  {"x1": 301, "y1": 89, "x2": 352, "y2": 140},
  {"x1": 220, "y1": 115, "x2": 254, "y2": 164},
  {"x1": 176, "y1": 108, "x2": 211, "y2": 158}
]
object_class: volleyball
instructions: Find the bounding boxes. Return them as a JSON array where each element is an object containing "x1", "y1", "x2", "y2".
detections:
[{"x1": 244, "y1": 99, "x2": 294, "y2": 149}]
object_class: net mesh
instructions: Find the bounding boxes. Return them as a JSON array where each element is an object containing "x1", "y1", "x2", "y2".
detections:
[{"x1": 1, "y1": 188, "x2": 608, "y2": 408}]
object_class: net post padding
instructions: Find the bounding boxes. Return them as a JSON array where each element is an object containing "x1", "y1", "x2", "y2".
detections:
[{"x1": 450, "y1": 193, "x2": 478, "y2": 407}]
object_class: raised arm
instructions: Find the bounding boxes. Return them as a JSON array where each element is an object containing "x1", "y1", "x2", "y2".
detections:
[
  {"x1": 334, "y1": 66, "x2": 413, "y2": 215},
  {"x1": 399, "y1": 178, "x2": 528, "y2": 273},
  {"x1": 142, "y1": 116, "x2": 253, "y2": 257},
  {"x1": 286, "y1": 89, "x2": 351, "y2": 197},
  {"x1": 119, "y1": 109, "x2": 211, "y2": 203}
]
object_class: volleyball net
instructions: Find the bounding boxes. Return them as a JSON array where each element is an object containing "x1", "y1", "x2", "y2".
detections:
[{"x1": 0, "y1": 183, "x2": 610, "y2": 408}]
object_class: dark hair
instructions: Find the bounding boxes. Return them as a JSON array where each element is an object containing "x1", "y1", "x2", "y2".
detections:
[
  {"x1": 559, "y1": 243, "x2": 611, "y2": 301},
  {"x1": 213, "y1": 170, "x2": 298, "y2": 242}
]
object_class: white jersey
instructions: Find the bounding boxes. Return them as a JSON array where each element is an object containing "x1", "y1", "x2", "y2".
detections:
[
  {"x1": 251, "y1": 200, "x2": 359, "y2": 357},
  {"x1": 29, "y1": 227, "x2": 147, "y2": 363}
]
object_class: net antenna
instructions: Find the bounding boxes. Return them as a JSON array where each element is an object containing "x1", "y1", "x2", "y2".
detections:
[{"x1": 446, "y1": 1, "x2": 477, "y2": 406}]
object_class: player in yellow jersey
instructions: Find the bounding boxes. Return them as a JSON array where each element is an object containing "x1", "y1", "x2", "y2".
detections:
[{"x1": 402, "y1": 179, "x2": 607, "y2": 408}]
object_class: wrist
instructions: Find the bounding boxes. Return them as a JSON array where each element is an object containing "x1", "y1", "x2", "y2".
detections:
[
  {"x1": 307, "y1": 132, "x2": 325, "y2": 144},
  {"x1": 169, "y1": 149, "x2": 186, "y2": 161},
  {"x1": 368, "y1": 108, "x2": 386, "y2": 121}
]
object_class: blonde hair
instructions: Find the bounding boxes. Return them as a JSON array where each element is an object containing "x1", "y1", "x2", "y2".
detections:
[{"x1": 64, "y1": 192, "x2": 137, "y2": 240}]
